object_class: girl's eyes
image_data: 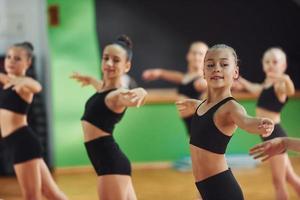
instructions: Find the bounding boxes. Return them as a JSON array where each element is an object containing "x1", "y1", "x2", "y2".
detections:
[
  {"x1": 221, "y1": 63, "x2": 229, "y2": 67},
  {"x1": 5, "y1": 55, "x2": 21, "y2": 61},
  {"x1": 102, "y1": 57, "x2": 120, "y2": 63},
  {"x1": 206, "y1": 63, "x2": 229, "y2": 67}
]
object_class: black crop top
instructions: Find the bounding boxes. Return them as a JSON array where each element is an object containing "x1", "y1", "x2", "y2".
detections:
[
  {"x1": 190, "y1": 97, "x2": 236, "y2": 154},
  {"x1": 177, "y1": 78, "x2": 200, "y2": 99},
  {"x1": 81, "y1": 89, "x2": 126, "y2": 133},
  {"x1": 0, "y1": 87, "x2": 30, "y2": 114},
  {"x1": 257, "y1": 86, "x2": 287, "y2": 113}
]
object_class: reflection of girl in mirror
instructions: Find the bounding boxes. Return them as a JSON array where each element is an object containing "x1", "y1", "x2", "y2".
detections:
[
  {"x1": 0, "y1": 42, "x2": 68, "y2": 200},
  {"x1": 142, "y1": 41, "x2": 208, "y2": 171},
  {"x1": 71, "y1": 35, "x2": 147, "y2": 200}
]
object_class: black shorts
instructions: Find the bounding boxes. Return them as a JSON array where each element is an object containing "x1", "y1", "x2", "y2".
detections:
[
  {"x1": 261, "y1": 124, "x2": 288, "y2": 142},
  {"x1": 3, "y1": 126, "x2": 43, "y2": 164},
  {"x1": 84, "y1": 135, "x2": 131, "y2": 176},
  {"x1": 196, "y1": 169, "x2": 244, "y2": 200}
]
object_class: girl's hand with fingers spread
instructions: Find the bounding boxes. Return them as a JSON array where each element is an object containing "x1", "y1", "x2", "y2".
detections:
[
  {"x1": 70, "y1": 72, "x2": 93, "y2": 87},
  {"x1": 250, "y1": 138, "x2": 286, "y2": 161},
  {"x1": 119, "y1": 88, "x2": 147, "y2": 108},
  {"x1": 175, "y1": 99, "x2": 200, "y2": 117},
  {"x1": 259, "y1": 118, "x2": 274, "y2": 138},
  {"x1": 70, "y1": 72, "x2": 103, "y2": 90}
]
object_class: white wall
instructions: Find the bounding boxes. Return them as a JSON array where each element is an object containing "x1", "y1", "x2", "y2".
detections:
[
  {"x1": 0, "y1": 0, "x2": 53, "y2": 164},
  {"x1": 0, "y1": 0, "x2": 50, "y2": 80}
]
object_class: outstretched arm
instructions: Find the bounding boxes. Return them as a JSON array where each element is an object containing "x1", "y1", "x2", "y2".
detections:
[
  {"x1": 229, "y1": 101, "x2": 274, "y2": 137},
  {"x1": 70, "y1": 72, "x2": 103, "y2": 91},
  {"x1": 250, "y1": 137, "x2": 300, "y2": 161},
  {"x1": 106, "y1": 87, "x2": 148, "y2": 112},
  {"x1": 4, "y1": 77, "x2": 42, "y2": 94},
  {"x1": 175, "y1": 99, "x2": 202, "y2": 117},
  {"x1": 236, "y1": 77, "x2": 263, "y2": 95},
  {"x1": 142, "y1": 69, "x2": 184, "y2": 84}
]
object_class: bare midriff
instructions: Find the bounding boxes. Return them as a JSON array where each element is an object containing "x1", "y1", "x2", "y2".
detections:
[
  {"x1": 256, "y1": 107, "x2": 281, "y2": 124},
  {"x1": 190, "y1": 144, "x2": 228, "y2": 182},
  {"x1": 0, "y1": 109, "x2": 28, "y2": 138},
  {"x1": 81, "y1": 120, "x2": 111, "y2": 142}
]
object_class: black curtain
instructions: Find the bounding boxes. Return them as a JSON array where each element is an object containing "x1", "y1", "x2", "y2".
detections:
[{"x1": 95, "y1": 0, "x2": 300, "y2": 88}]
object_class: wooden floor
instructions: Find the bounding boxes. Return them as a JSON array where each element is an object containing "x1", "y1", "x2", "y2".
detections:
[{"x1": 1, "y1": 158, "x2": 300, "y2": 200}]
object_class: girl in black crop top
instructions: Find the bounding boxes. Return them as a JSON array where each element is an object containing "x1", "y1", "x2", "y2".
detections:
[
  {"x1": 0, "y1": 42, "x2": 68, "y2": 199},
  {"x1": 70, "y1": 35, "x2": 147, "y2": 200},
  {"x1": 237, "y1": 47, "x2": 300, "y2": 199},
  {"x1": 176, "y1": 44, "x2": 274, "y2": 200}
]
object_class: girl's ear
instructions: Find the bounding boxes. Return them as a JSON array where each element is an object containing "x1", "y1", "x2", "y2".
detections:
[
  {"x1": 124, "y1": 61, "x2": 131, "y2": 73},
  {"x1": 233, "y1": 66, "x2": 239, "y2": 80}
]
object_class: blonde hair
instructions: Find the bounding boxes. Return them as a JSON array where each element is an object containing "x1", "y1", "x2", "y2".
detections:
[
  {"x1": 263, "y1": 47, "x2": 287, "y2": 64},
  {"x1": 205, "y1": 44, "x2": 238, "y2": 65}
]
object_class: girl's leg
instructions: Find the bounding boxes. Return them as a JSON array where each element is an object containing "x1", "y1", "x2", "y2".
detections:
[
  {"x1": 97, "y1": 175, "x2": 132, "y2": 200},
  {"x1": 285, "y1": 155, "x2": 300, "y2": 196},
  {"x1": 39, "y1": 160, "x2": 68, "y2": 200},
  {"x1": 269, "y1": 154, "x2": 289, "y2": 200},
  {"x1": 14, "y1": 159, "x2": 42, "y2": 200}
]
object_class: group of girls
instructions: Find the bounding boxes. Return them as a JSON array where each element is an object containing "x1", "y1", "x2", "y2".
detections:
[{"x1": 0, "y1": 35, "x2": 299, "y2": 200}]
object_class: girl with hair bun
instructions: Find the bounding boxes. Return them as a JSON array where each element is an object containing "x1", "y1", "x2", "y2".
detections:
[{"x1": 71, "y1": 35, "x2": 147, "y2": 200}]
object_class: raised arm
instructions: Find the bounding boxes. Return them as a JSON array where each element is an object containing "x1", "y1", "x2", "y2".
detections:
[
  {"x1": 70, "y1": 72, "x2": 103, "y2": 91},
  {"x1": 229, "y1": 101, "x2": 274, "y2": 137},
  {"x1": 142, "y1": 69, "x2": 184, "y2": 84},
  {"x1": 237, "y1": 77, "x2": 263, "y2": 95},
  {"x1": 106, "y1": 87, "x2": 148, "y2": 113}
]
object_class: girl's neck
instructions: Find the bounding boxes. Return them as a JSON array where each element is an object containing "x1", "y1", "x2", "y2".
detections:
[
  {"x1": 7, "y1": 73, "x2": 25, "y2": 78},
  {"x1": 102, "y1": 77, "x2": 122, "y2": 90},
  {"x1": 206, "y1": 87, "x2": 232, "y2": 104}
]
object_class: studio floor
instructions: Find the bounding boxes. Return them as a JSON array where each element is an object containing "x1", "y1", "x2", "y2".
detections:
[{"x1": 1, "y1": 158, "x2": 300, "y2": 200}]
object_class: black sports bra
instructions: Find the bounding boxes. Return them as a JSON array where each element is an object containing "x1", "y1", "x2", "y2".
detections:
[
  {"x1": 177, "y1": 77, "x2": 200, "y2": 99},
  {"x1": 257, "y1": 86, "x2": 287, "y2": 113},
  {"x1": 0, "y1": 87, "x2": 31, "y2": 114},
  {"x1": 81, "y1": 89, "x2": 126, "y2": 133},
  {"x1": 190, "y1": 97, "x2": 236, "y2": 154}
]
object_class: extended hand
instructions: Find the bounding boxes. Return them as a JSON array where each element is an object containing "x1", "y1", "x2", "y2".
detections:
[
  {"x1": 259, "y1": 118, "x2": 274, "y2": 138},
  {"x1": 250, "y1": 138, "x2": 286, "y2": 161}
]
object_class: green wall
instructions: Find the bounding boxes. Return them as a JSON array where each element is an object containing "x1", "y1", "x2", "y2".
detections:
[{"x1": 47, "y1": 0, "x2": 300, "y2": 167}]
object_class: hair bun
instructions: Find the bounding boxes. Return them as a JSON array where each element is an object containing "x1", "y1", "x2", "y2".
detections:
[
  {"x1": 22, "y1": 42, "x2": 34, "y2": 51},
  {"x1": 116, "y1": 35, "x2": 133, "y2": 49}
]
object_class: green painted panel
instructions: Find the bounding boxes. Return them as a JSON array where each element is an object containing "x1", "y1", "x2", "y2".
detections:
[{"x1": 47, "y1": 0, "x2": 300, "y2": 167}]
